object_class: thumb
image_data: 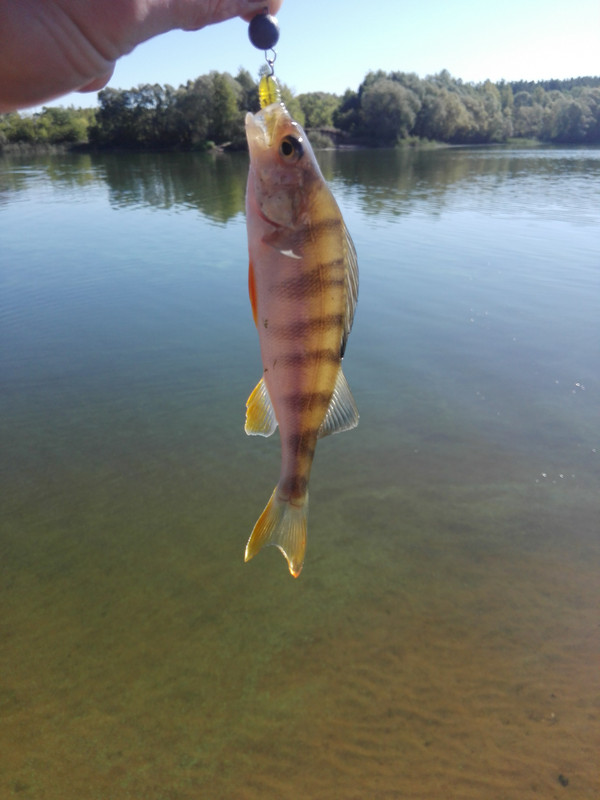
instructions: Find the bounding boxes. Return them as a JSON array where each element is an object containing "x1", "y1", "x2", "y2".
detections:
[
  {"x1": 77, "y1": 68, "x2": 116, "y2": 94},
  {"x1": 137, "y1": 1, "x2": 283, "y2": 40}
]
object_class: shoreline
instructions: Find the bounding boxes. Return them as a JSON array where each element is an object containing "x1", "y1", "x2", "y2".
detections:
[{"x1": 0, "y1": 137, "x2": 548, "y2": 157}]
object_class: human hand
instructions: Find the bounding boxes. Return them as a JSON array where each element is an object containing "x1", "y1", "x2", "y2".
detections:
[{"x1": 0, "y1": 0, "x2": 284, "y2": 112}]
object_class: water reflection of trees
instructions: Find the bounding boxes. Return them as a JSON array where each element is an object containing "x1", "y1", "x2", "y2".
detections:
[
  {"x1": 0, "y1": 152, "x2": 101, "y2": 203},
  {"x1": 3, "y1": 147, "x2": 599, "y2": 221},
  {"x1": 318, "y1": 147, "x2": 503, "y2": 218},
  {"x1": 0, "y1": 150, "x2": 249, "y2": 221},
  {"x1": 95, "y1": 151, "x2": 248, "y2": 223},
  {"x1": 320, "y1": 147, "x2": 600, "y2": 219}
]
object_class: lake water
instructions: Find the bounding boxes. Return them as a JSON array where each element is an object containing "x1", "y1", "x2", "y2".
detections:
[{"x1": 1, "y1": 145, "x2": 599, "y2": 799}]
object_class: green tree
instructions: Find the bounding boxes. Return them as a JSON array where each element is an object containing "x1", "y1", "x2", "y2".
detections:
[
  {"x1": 172, "y1": 77, "x2": 212, "y2": 147},
  {"x1": 415, "y1": 87, "x2": 472, "y2": 141},
  {"x1": 581, "y1": 88, "x2": 600, "y2": 142},
  {"x1": 278, "y1": 84, "x2": 305, "y2": 127},
  {"x1": 481, "y1": 80, "x2": 511, "y2": 140},
  {"x1": 234, "y1": 68, "x2": 259, "y2": 112},
  {"x1": 513, "y1": 102, "x2": 544, "y2": 138},
  {"x1": 333, "y1": 89, "x2": 361, "y2": 136},
  {"x1": 297, "y1": 92, "x2": 340, "y2": 128},
  {"x1": 361, "y1": 78, "x2": 421, "y2": 142},
  {"x1": 5, "y1": 113, "x2": 37, "y2": 142},
  {"x1": 498, "y1": 80, "x2": 514, "y2": 116},
  {"x1": 550, "y1": 97, "x2": 593, "y2": 142},
  {"x1": 38, "y1": 106, "x2": 90, "y2": 143},
  {"x1": 389, "y1": 71, "x2": 426, "y2": 101},
  {"x1": 209, "y1": 72, "x2": 242, "y2": 143},
  {"x1": 90, "y1": 88, "x2": 134, "y2": 145}
]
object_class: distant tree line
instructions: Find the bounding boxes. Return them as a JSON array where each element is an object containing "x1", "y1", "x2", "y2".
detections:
[
  {"x1": 336, "y1": 70, "x2": 600, "y2": 145},
  {"x1": 0, "y1": 105, "x2": 96, "y2": 147},
  {"x1": 87, "y1": 68, "x2": 305, "y2": 149},
  {"x1": 2, "y1": 70, "x2": 600, "y2": 150}
]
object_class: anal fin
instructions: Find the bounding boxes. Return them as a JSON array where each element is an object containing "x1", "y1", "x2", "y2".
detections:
[{"x1": 318, "y1": 368, "x2": 359, "y2": 438}]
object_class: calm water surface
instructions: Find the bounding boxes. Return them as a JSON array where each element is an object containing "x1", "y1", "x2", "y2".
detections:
[{"x1": 1, "y1": 146, "x2": 599, "y2": 799}]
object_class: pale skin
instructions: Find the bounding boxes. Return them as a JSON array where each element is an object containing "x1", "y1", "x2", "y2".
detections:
[{"x1": 0, "y1": 0, "x2": 283, "y2": 112}]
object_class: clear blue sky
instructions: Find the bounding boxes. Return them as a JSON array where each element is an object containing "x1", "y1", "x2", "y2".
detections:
[{"x1": 43, "y1": 0, "x2": 600, "y2": 109}]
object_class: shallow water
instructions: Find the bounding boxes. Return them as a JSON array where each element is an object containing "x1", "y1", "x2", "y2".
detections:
[{"x1": 1, "y1": 146, "x2": 599, "y2": 798}]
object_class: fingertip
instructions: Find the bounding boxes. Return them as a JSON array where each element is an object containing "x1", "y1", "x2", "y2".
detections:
[
  {"x1": 240, "y1": 1, "x2": 283, "y2": 23},
  {"x1": 77, "y1": 68, "x2": 115, "y2": 94}
]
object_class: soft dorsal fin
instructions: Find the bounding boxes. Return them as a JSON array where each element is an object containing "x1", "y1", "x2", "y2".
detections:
[
  {"x1": 245, "y1": 377, "x2": 278, "y2": 436},
  {"x1": 318, "y1": 368, "x2": 359, "y2": 438},
  {"x1": 248, "y1": 260, "x2": 258, "y2": 327},
  {"x1": 340, "y1": 222, "x2": 359, "y2": 358}
]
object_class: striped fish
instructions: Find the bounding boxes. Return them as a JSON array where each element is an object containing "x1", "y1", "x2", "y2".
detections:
[{"x1": 244, "y1": 100, "x2": 359, "y2": 577}]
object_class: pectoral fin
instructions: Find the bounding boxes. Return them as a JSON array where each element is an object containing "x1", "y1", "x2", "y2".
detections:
[
  {"x1": 245, "y1": 377, "x2": 278, "y2": 436},
  {"x1": 318, "y1": 368, "x2": 359, "y2": 438}
]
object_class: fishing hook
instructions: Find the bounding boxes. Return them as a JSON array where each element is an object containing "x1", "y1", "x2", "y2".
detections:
[{"x1": 265, "y1": 49, "x2": 276, "y2": 76}]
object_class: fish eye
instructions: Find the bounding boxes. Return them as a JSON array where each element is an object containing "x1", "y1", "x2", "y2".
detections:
[{"x1": 279, "y1": 135, "x2": 303, "y2": 162}]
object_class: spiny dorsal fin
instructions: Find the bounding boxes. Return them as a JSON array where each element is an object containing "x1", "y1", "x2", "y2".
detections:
[
  {"x1": 245, "y1": 377, "x2": 278, "y2": 436},
  {"x1": 318, "y1": 368, "x2": 359, "y2": 438}
]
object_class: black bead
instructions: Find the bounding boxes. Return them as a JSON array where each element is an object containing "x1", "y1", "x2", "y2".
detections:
[{"x1": 248, "y1": 14, "x2": 280, "y2": 51}]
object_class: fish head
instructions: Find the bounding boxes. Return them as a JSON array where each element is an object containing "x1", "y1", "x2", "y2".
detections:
[{"x1": 245, "y1": 102, "x2": 322, "y2": 228}]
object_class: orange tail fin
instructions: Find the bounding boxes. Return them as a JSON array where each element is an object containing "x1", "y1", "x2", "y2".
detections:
[{"x1": 244, "y1": 488, "x2": 308, "y2": 578}]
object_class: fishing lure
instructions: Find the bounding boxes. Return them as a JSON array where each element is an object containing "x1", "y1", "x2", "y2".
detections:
[{"x1": 248, "y1": 11, "x2": 282, "y2": 108}]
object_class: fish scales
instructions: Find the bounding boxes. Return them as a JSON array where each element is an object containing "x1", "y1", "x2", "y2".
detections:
[{"x1": 243, "y1": 100, "x2": 359, "y2": 577}]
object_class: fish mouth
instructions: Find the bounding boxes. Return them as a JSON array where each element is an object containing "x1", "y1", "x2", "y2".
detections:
[
  {"x1": 244, "y1": 110, "x2": 266, "y2": 150},
  {"x1": 245, "y1": 102, "x2": 286, "y2": 151}
]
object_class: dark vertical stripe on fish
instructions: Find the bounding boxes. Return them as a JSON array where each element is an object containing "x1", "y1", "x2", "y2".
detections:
[
  {"x1": 277, "y1": 348, "x2": 340, "y2": 367},
  {"x1": 305, "y1": 218, "x2": 343, "y2": 238},
  {"x1": 279, "y1": 474, "x2": 309, "y2": 499},
  {"x1": 274, "y1": 314, "x2": 345, "y2": 340},
  {"x1": 270, "y1": 262, "x2": 346, "y2": 299},
  {"x1": 284, "y1": 391, "x2": 332, "y2": 411},
  {"x1": 287, "y1": 430, "x2": 318, "y2": 458},
  {"x1": 281, "y1": 218, "x2": 342, "y2": 250}
]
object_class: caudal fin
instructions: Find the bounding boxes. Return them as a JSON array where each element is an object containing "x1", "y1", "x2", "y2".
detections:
[{"x1": 244, "y1": 488, "x2": 308, "y2": 578}]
